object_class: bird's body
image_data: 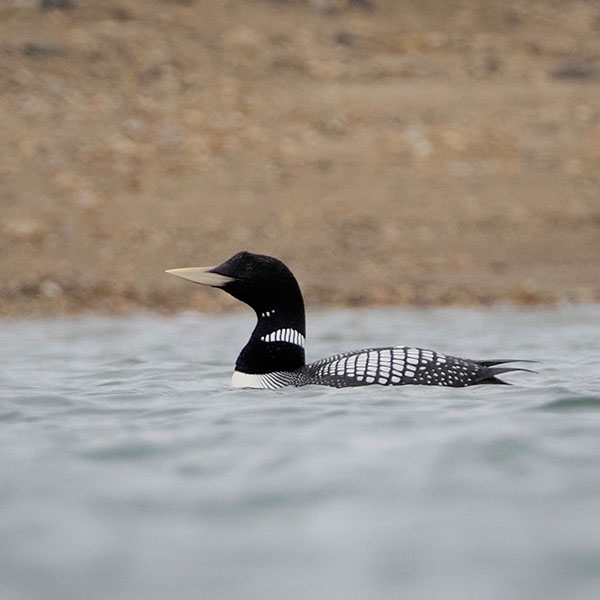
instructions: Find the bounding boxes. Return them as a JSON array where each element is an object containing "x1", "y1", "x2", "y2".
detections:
[{"x1": 166, "y1": 252, "x2": 532, "y2": 389}]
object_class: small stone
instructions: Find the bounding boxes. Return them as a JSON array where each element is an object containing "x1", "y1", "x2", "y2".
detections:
[
  {"x1": 347, "y1": 0, "x2": 375, "y2": 11},
  {"x1": 76, "y1": 189, "x2": 99, "y2": 208},
  {"x1": 40, "y1": 280, "x2": 62, "y2": 298},
  {"x1": 467, "y1": 47, "x2": 501, "y2": 78},
  {"x1": 110, "y1": 5, "x2": 133, "y2": 21},
  {"x1": 4, "y1": 218, "x2": 48, "y2": 242},
  {"x1": 404, "y1": 125, "x2": 433, "y2": 159},
  {"x1": 221, "y1": 26, "x2": 267, "y2": 61},
  {"x1": 40, "y1": 0, "x2": 75, "y2": 11},
  {"x1": 334, "y1": 31, "x2": 355, "y2": 46},
  {"x1": 159, "y1": 122, "x2": 182, "y2": 146},
  {"x1": 551, "y1": 57, "x2": 597, "y2": 80},
  {"x1": 310, "y1": 0, "x2": 336, "y2": 13},
  {"x1": 23, "y1": 43, "x2": 65, "y2": 59},
  {"x1": 110, "y1": 134, "x2": 138, "y2": 156},
  {"x1": 13, "y1": 68, "x2": 33, "y2": 86}
]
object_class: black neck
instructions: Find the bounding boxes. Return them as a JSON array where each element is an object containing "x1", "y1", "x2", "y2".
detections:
[{"x1": 235, "y1": 305, "x2": 306, "y2": 374}]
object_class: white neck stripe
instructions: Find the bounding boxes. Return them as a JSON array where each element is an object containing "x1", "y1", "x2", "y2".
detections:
[{"x1": 260, "y1": 328, "x2": 305, "y2": 348}]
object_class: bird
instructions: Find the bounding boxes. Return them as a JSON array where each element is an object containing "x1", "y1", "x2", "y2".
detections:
[{"x1": 166, "y1": 251, "x2": 533, "y2": 389}]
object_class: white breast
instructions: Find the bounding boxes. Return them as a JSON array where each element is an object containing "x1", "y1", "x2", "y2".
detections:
[{"x1": 231, "y1": 370, "x2": 293, "y2": 389}]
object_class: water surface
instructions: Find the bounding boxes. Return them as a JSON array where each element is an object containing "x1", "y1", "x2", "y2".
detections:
[{"x1": 1, "y1": 306, "x2": 599, "y2": 600}]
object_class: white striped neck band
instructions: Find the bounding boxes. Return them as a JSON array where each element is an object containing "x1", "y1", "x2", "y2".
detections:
[{"x1": 260, "y1": 328, "x2": 305, "y2": 348}]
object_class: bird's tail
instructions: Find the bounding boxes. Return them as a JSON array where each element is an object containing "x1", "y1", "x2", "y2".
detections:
[{"x1": 478, "y1": 359, "x2": 538, "y2": 385}]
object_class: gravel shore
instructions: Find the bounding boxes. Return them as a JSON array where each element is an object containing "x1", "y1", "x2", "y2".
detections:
[{"x1": 1, "y1": 0, "x2": 599, "y2": 316}]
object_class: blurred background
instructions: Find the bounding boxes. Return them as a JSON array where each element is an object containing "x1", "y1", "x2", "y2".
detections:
[{"x1": 1, "y1": 0, "x2": 599, "y2": 316}]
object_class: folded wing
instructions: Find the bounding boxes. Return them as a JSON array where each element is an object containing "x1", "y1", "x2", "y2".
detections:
[{"x1": 299, "y1": 346, "x2": 533, "y2": 387}]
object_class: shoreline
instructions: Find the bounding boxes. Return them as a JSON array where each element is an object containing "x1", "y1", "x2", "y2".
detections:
[{"x1": 2, "y1": 280, "x2": 598, "y2": 319}]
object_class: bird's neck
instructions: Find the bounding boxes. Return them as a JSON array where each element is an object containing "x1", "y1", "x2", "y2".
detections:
[{"x1": 235, "y1": 305, "x2": 306, "y2": 375}]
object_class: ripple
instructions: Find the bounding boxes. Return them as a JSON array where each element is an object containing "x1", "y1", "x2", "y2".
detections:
[
  {"x1": 541, "y1": 395, "x2": 600, "y2": 412},
  {"x1": 0, "y1": 307, "x2": 599, "y2": 600}
]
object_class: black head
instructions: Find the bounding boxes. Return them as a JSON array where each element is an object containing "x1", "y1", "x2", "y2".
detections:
[
  {"x1": 209, "y1": 252, "x2": 303, "y2": 314},
  {"x1": 166, "y1": 252, "x2": 306, "y2": 373}
]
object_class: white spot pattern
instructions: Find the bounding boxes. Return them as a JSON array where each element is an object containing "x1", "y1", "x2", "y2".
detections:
[
  {"x1": 302, "y1": 345, "x2": 485, "y2": 387},
  {"x1": 231, "y1": 347, "x2": 516, "y2": 389}
]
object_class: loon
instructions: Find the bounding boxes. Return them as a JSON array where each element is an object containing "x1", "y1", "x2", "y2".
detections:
[{"x1": 166, "y1": 251, "x2": 533, "y2": 389}]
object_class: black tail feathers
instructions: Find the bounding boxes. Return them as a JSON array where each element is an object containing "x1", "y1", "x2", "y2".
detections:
[
  {"x1": 478, "y1": 359, "x2": 538, "y2": 385},
  {"x1": 479, "y1": 359, "x2": 539, "y2": 367}
]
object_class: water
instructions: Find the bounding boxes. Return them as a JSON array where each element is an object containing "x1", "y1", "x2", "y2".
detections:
[{"x1": 1, "y1": 305, "x2": 599, "y2": 600}]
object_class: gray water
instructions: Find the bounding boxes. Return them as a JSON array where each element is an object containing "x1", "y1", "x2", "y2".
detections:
[{"x1": 1, "y1": 306, "x2": 599, "y2": 600}]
